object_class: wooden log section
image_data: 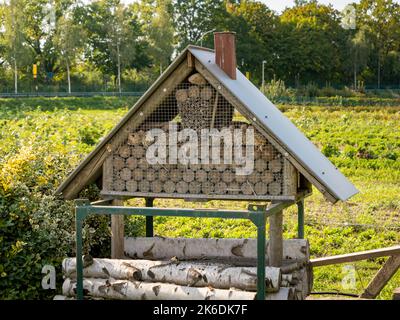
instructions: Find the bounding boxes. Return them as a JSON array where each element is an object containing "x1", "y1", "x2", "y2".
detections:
[
  {"x1": 182, "y1": 170, "x2": 195, "y2": 183},
  {"x1": 113, "y1": 156, "x2": 126, "y2": 171},
  {"x1": 158, "y1": 168, "x2": 169, "y2": 182},
  {"x1": 269, "y1": 210, "x2": 283, "y2": 267},
  {"x1": 268, "y1": 182, "x2": 282, "y2": 196},
  {"x1": 124, "y1": 237, "x2": 310, "y2": 262},
  {"x1": 132, "y1": 169, "x2": 143, "y2": 181},
  {"x1": 255, "y1": 159, "x2": 268, "y2": 173},
  {"x1": 261, "y1": 171, "x2": 274, "y2": 184},
  {"x1": 62, "y1": 278, "x2": 257, "y2": 300},
  {"x1": 393, "y1": 287, "x2": 400, "y2": 300},
  {"x1": 163, "y1": 181, "x2": 176, "y2": 194},
  {"x1": 254, "y1": 182, "x2": 268, "y2": 195},
  {"x1": 200, "y1": 86, "x2": 213, "y2": 100},
  {"x1": 235, "y1": 174, "x2": 248, "y2": 184},
  {"x1": 170, "y1": 169, "x2": 182, "y2": 182},
  {"x1": 175, "y1": 89, "x2": 188, "y2": 102},
  {"x1": 126, "y1": 180, "x2": 138, "y2": 193},
  {"x1": 138, "y1": 180, "x2": 150, "y2": 192},
  {"x1": 188, "y1": 85, "x2": 200, "y2": 98},
  {"x1": 118, "y1": 168, "x2": 132, "y2": 181},
  {"x1": 150, "y1": 180, "x2": 163, "y2": 193},
  {"x1": 146, "y1": 169, "x2": 157, "y2": 182},
  {"x1": 113, "y1": 179, "x2": 126, "y2": 192},
  {"x1": 62, "y1": 258, "x2": 281, "y2": 292},
  {"x1": 241, "y1": 182, "x2": 254, "y2": 196},
  {"x1": 222, "y1": 170, "x2": 235, "y2": 183},
  {"x1": 269, "y1": 159, "x2": 282, "y2": 173},
  {"x1": 176, "y1": 181, "x2": 189, "y2": 194},
  {"x1": 188, "y1": 73, "x2": 207, "y2": 85},
  {"x1": 208, "y1": 170, "x2": 221, "y2": 183},
  {"x1": 195, "y1": 169, "x2": 208, "y2": 182},
  {"x1": 248, "y1": 172, "x2": 260, "y2": 184},
  {"x1": 111, "y1": 199, "x2": 125, "y2": 259},
  {"x1": 126, "y1": 157, "x2": 138, "y2": 170},
  {"x1": 138, "y1": 158, "x2": 150, "y2": 171},
  {"x1": 201, "y1": 181, "x2": 214, "y2": 195},
  {"x1": 127, "y1": 131, "x2": 144, "y2": 146},
  {"x1": 132, "y1": 146, "x2": 145, "y2": 159},
  {"x1": 227, "y1": 182, "x2": 240, "y2": 195},
  {"x1": 189, "y1": 181, "x2": 201, "y2": 194},
  {"x1": 118, "y1": 145, "x2": 131, "y2": 158},
  {"x1": 215, "y1": 182, "x2": 228, "y2": 194}
]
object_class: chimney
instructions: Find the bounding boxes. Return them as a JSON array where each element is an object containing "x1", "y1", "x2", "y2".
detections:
[{"x1": 214, "y1": 32, "x2": 237, "y2": 80}]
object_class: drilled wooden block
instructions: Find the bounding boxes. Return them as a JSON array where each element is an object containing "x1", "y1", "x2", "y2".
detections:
[
  {"x1": 126, "y1": 157, "x2": 138, "y2": 170},
  {"x1": 114, "y1": 179, "x2": 126, "y2": 192},
  {"x1": 113, "y1": 156, "x2": 126, "y2": 171},
  {"x1": 189, "y1": 181, "x2": 201, "y2": 194},
  {"x1": 170, "y1": 169, "x2": 182, "y2": 182},
  {"x1": 150, "y1": 180, "x2": 163, "y2": 193},
  {"x1": 215, "y1": 182, "x2": 228, "y2": 194},
  {"x1": 241, "y1": 182, "x2": 254, "y2": 196},
  {"x1": 118, "y1": 145, "x2": 131, "y2": 158},
  {"x1": 222, "y1": 170, "x2": 235, "y2": 183},
  {"x1": 182, "y1": 170, "x2": 195, "y2": 183},
  {"x1": 119, "y1": 168, "x2": 132, "y2": 181},
  {"x1": 268, "y1": 181, "x2": 282, "y2": 195},
  {"x1": 158, "y1": 168, "x2": 169, "y2": 182},
  {"x1": 227, "y1": 182, "x2": 240, "y2": 195},
  {"x1": 195, "y1": 169, "x2": 208, "y2": 182},
  {"x1": 146, "y1": 169, "x2": 157, "y2": 182},
  {"x1": 132, "y1": 169, "x2": 143, "y2": 181},
  {"x1": 176, "y1": 181, "x2": 189, "y2": 194},
  {"x1": 126, "y1": 180, "x2": 138, "y2": 193},
  {"x1": 164, "y1": 181, "x2": 176, "y2": 193},
  {"x1": 254, "y1": 182, "x2": 268, "y2": 195},
  {"x1": 202, "y1": 181, "x2": 214, "y2": 195},
  {"x1": 138, "y1": 180, "x2": 150, "y2": 192}
]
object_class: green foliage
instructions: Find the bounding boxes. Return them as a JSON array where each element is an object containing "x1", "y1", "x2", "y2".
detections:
[{"x1": 261, "y1": 78, "x2": 294, "y2": 100}]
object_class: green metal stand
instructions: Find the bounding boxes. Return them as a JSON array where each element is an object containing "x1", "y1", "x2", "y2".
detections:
[
  {"x1": 297, "y1": 199, "x2": 305, "y2": 239},
  {"x1": 145, "y1": 197, "x2": 154, "y2": 237},
  {"x1": 74, "y1": 200, "x2": 294, "y2": 301}
]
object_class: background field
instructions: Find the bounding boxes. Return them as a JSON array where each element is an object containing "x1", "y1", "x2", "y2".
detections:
[{"x1": 0, "y1": 96, "x2": 399, "y2": 299}]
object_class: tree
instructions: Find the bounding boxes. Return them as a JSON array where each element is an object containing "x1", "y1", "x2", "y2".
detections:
[
  {"x1": 76, "y1": 0, "x2": 150, "y2": 91},
  {"x1": 357, "y1": 0, "x2": 400, "y2": 88},
  {"x1": 1, "y1": 0, "x2": 33, "y2": 94},
  {"x1": 132, "y1": 0, "x2": 175, "y2": 75},
  {"x1": 347, "y1": 27, "x2": 371, "y2": 89},
  {"x1": 53, "y1": 13, "x2": 86, "y2": 94}
]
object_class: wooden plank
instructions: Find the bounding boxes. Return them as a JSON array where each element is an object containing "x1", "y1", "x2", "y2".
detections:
[
  {"x1": 360, "y1": 255, "x2": 400, "y2": 299},
  {"x1": 102, "y1": 155, "x2": 113, "y2": 192},
  {"x1": 393, "y1": 287, "x2": 400, "y2": 300},
  {"x1": 311, "y1": 246, "x2": 400, "y2": 267},
  {"x1": 194, "y1": 59, "x2": 337, "y2": 204},
  {"x1": 60, "y1": 60, "x2": 193, "y2": 200},
  {"x1": 111, "y1": 199, "x2": 125, "y2": 259},
  {"x1": 100, "y1": 190, "x2": 297, "y2": 202},
  {"x1": 268, "y1": 210, "x2": 283, "y2": 267},
  {"x1": 187, "y1": 51, "x2": 195, "y2": 68}
]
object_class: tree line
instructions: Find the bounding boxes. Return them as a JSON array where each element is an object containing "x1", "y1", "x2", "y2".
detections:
[{"x1": 0, "y1": 0, "x2": 399, "y2": 94}]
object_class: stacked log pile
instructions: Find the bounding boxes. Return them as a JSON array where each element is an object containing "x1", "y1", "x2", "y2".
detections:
[
  {"x1": 58, "y1": 237, "x2": 312, "y2": 300},
  {"x1": 109, "y1": 123, "x2": 291, "y2": 198}
]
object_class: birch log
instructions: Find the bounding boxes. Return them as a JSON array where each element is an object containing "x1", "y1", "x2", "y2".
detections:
[
  {"x1": 62, "y1": 258, "x2": 281, "y2": 292},
  {"x1": 62, "y1": 278, "x2": 257, "y2": 300},
  {"x1": 124, "y1": 237, "x2": 309, "y2": 262}
]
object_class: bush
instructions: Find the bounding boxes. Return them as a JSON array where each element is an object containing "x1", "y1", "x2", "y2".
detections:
[
  {"x1": 261, "y1": 77, "x2": 294, "y2": 101},
  {"x1": 0, "y1": 109, "x2": 112, "y2": 299}
]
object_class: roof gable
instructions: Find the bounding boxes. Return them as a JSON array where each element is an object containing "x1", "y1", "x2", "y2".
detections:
[{"x1": 56, "y1": 45, "x2": 358, "y2": 203}]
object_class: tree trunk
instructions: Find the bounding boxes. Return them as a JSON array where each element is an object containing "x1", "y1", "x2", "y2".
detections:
[
  {"x1": 117, "y1": 42, "x2": 121, "y2": 94},
  {"x1": 14, "y1": 59, "x2": 18, "y2": 94},
  {"x1": 124, "y1": 237, "x2": 309, "y2": 262},
  {"x1": 62, "y1": 278, "x2": 257, "y2": 300},
  {"x1": 66, "y1": 60, "x2": 71, "y2": 94},
  {"x1": 62, "y1": 258, "x2": 282, "y2": 292}
]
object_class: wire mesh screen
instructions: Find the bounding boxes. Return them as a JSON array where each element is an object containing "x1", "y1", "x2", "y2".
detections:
[{"x1": 104, "y1": 74, "x2": 298, "y2": 200}]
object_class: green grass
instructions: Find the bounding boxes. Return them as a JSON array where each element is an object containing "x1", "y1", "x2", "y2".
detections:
[{"x1": 1, "y1": 97, "x2": 399, "y2": 299}]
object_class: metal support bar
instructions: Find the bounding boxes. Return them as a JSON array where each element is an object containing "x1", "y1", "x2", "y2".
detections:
[
  {"x1": 145, "y1": 198, "x2": 154, "y2": 237},
  {"x1": 74, "y1": 199, "x2": 298, "y2": 300},
  {"x1": 297, "y1": 199, "x2": 305, "y2": 239}
]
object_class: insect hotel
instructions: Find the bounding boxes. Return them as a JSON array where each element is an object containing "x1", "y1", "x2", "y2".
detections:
[{"x1": 56, "y1": 32, "x2": 358, "y2": 300}]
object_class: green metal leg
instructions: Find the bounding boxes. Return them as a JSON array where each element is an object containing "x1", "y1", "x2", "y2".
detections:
[
  {"x1": 256, "y1": 214, "x2": 267, "y2": 300},
  {"x1": 75, "y1": 213, "x2": 84, "y2": 300},
  {"x1": 297, "y1": 199, "x2": 305, "y2": 239},
  {"x1": 145, "y1": 198, "x2": 154, "y2": 237}
]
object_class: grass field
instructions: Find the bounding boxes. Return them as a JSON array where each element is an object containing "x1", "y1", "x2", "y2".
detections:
[{"x1": 0, "y1": 97, "x2": 399, "y2": 299}]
